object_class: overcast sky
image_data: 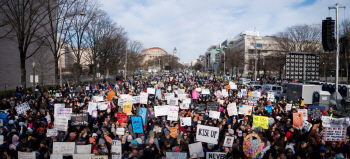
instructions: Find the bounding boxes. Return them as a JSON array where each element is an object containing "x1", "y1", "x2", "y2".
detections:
[{"x1": 100, "y1": 0, "x2": 350, "y2": 63}]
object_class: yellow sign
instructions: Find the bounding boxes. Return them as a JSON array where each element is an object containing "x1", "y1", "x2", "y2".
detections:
[
  {"x1": 253, "y1": 115, "x2": 268, "y2": 129},
  {"x1": 123, "y1": 102, "x2": 132, "y2": 114}
]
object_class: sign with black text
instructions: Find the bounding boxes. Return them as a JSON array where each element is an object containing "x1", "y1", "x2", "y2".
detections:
[{"x1": 196, "y1": 125, "x2": 219, "y2": 144}]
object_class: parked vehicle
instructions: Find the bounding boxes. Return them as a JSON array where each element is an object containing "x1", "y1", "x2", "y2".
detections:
[
  {"x1": 238, "y1": 78, "x2": 251, "y2": 85},
  {"x1": 248, "y1": 81, "x2": 262, "y2": 89},
  {"x1": 262, "y1": 84, "x2": 284, "y2": 99},
  {"x1": 286, "y1": 83, "x2": 322, "y2": 104}
]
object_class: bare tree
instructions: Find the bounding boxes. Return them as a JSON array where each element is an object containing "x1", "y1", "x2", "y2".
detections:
[
  {"x1": 33, "y1": 50, "x2": 55, "y2": 86},
  {"x1": 126, "y1": 41, "x2": 144, "y2": 74},
  {"x1": 0, "y1": 0, "x2": 53, "y2": 92},
  {"x1": 224, "y1": 47, "x2": 245, "y2": 77}
]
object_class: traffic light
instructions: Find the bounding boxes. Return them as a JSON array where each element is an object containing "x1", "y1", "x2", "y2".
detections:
[{"x1": 322, "y1": 17, "x2": 336, "y2": 51}]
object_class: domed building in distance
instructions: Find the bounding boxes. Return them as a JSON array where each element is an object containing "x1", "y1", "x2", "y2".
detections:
[{"x1": 140, "y1": 47, "x2": 178, "y2": 64}]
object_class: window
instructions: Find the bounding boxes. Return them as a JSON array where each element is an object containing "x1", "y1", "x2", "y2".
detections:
[{"x1": 256, "y1": 43, "x2": 262, "y2": 47}]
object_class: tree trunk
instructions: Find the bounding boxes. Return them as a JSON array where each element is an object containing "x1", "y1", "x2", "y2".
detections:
[
  {"x1": 21, "y1": 53, "x2": 26, "y2": 95},
  {"x1": 93, "y1": 64, "x2": 96, "y2": 82},
  {"x1": 55, "y1": 57, "x2": 59, "y2": 86}
]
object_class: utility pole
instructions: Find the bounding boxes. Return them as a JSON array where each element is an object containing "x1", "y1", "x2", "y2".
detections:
[{"x1": 124, "y1": 42, "x2": 127, "y2": 80}]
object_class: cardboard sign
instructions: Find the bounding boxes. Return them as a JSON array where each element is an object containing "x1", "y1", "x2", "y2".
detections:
[
  {"x1": 115, "y1": 112, "x2": 127, "y2": 126},
  {"x1": 209, "y1": 111, "x2": 220, "y2": 119},
  {"x1": 168, "y1": 127, "x2": 178, "y2": 139},
  {"x1": 123, "y1": 102, "x2": 132, "y2": 114},
  {"x1": 138, "y1": 108, "x2": 148, "y2": 126},
  {"x1": 322, "y1": 116, "x2": 350, "y2": 128},
  {"x1": 227, "y1": 103, "x2": 238, "y2": 116},
  {"x1": 298, "y1": 109, "x2": 308, "y2": 121},
  {"x1": 167, "y1": 106, "x2": 179, "y2": 121},
  {"x1": 15, "y1": 102, "x2": 30, "y2": 114},
  {"x1": 107, "y1": 90, "x2": 115, "y2": 101},
  {"x1": 75, "y1": 144, "x2": 91, "y2": 154},
  {"x1": 322, "y1": 127, "x2": 347, "y2": 141},
  {"x1": 189, "y1": 142, "x2": 204, "y2": 158},
  {"x1": 18, "y1": 152, "x2": 35, "y2": 159},
  {"x1": 206, "y1": 152, "x2": 227, "y2": 159},
  {"x1": 196, "y1": 125, "x2": 219, "y2": 144},
  {"x1": 253, "y1": 115, "x2": 268, "y2": 129},
  {"x1": 192, "y1": 90, "x2": 199, "y2": 99},
  {"x1": 140, "y1": 92, "x2": 148, "y2": 104},
  {"x1": 154, "y1": 106, "x2": 169, "y2": 117},
  {"x1": 111, "y1": 140, "x2": 122, "y2": 158},
  {"x1": 293, "y1": 112, "x2": 303, "y2": 127},
  {"x1": 147, "y1": 88, "x2": 155, "y2": 94},
  {"x1": 53, "y1": 142, "x2": 75, "y2": 155},
  {"x1": 71, "y1": 113, "x2": 88, "y2": 126},
  {"x1": 223, "y1": 136, "x2": 234, "y2": 147},
  {"x1": 202, "y1": 89, "x2": 210, "y2": 95},
  {"x1": 239, "y1": 105, "x2": 252, "y2": 116},
  {"x1": 166, "y1": 152, "x2": 187, "y2": 159},
  {"x1": 180, "y1": 117, "x2": 192, "y2": 126},
  {"x1": 47, "y1": 128, "x2": 58, "y2": 137},
  {"x1": 131, "y1": 116, "x2": 143, "y2": 133},
  {"x1": 207, "y1": 102, "x2": 219, "y2": 111},
  {"x1": 54, "y1": 116, "x2": 68, "y2": 131}
]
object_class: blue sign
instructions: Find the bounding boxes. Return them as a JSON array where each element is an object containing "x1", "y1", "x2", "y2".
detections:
[
  {"x1": 138, "y1": 108, "x2": 147, "y2": 126},
  {"x1": 131, "y1": 116, "x2": 143, "y2": 133},
  {"x1": 0, "y1": 113, "x2": 7, "y2": 124}
]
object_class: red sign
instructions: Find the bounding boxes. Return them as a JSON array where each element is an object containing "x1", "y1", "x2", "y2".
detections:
[{"x1": 115, "y1": 112, "x2": 127, "y2": 126}]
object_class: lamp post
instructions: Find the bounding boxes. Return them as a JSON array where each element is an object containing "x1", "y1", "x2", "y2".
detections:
[
  {"x1": 58, "y1": 12, "x2": 85, "y2": 88},
  {"x1": 124, "y1": 42, "x2": 127, "y2": 80},
  {"x1": 32, "y1": 61, "x2": 36, "y2": 96}
]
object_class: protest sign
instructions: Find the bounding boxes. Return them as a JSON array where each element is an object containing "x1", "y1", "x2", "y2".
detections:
[
  {"x1": 207, "y1": 102, "x2": 219, "y2": 111},
  {"x1": 192, "y1": 90, "x2": 199, "y2": 99},
  {"x1": 50, "y1": 154, "x2": 63, "y2": 159},
  {"x1": 0, "y1": 119, "x2": 3, "y2": 127},
  {"x1": 132, "y1": 96, "x2": 141, "y2": 104},
  {"x1": 194, "y1": 104, "x2": 206, "y2": 114},
  {"x1": 202, "y1": 89, "x2": 210, "y2": 94},
  {"x1": 0, "y1": 135, "x2": 3, "y2": 145},
  {"x1": 138, "y1": 108, "x2": 148, "y2": 126},
  {"x1": 253, "y1": 115, "x2": 268, "y2": 129},
  {"x1": 131, "y1": 116, "x2": 143, "y2": 133},
  {"x1": 87, "y1": 102, "x2": 97, "y2": 115},
  {"x1": 243, "y1": 133, "x2": 265, "y2": 158},
  {"x1": 206, "y1": 152, "x2": 227, "y2": 159},
  {"x1": 189, "y1": 142, "x2": 204, "y2": 158},
  {"x1": 165, "y1": 93, "x2": 175, "y2": 100},
  {"x1": 264, "y1": 104, "x2": 272, "y2": 113},
  {"x1": 209, "y1": 111, "x2": 220, "y2": 119},
  {"x1": 56, "y1": 93, "x2": 62, "y2": 97},
  {"x1": 156, "y1": 89, "x2": 162, "y2": 99},
  {"x1": 91, "y1": 110, "x2": 97, "y2": 118},
  {"x1": 18, "y1": 152, "x2": 35, "y2": 159},
  {"x1": 98, "y1": 102, "x2": 108, "y2": 111},
  {"x1": 107, "y1": 90, "x2": 115, "y2": 101},
  {"x1": 168, "y1": 127, "x2": 178, "y2": 139},
  {"x1": 115, "y1": 112, "x2": 127, "y2": 126},
  {"x1": 308, "y1": 106, "x2": 324, "y2": 119},
  {"x1": 180, "y1": 117, "x2": 192, "y2": 126},
  {"x1": 0, "y1": 113, "x2": 7, "y2": 125},
  {"x1": 222, "y1": 89, "x2": 229, "y2": 97},
  {"x1": 223, "y1": 136, "x2": 234, "y2": 147},
  {"x1": 116, "y1": 128, "x2": 124, "y2": 135},
  {"x1": 241, "y1": 89, "x2": 247, "y2": 96},
  {"x1": 196, "y1": 125, "x2": 220, "y2": 144},
  {"x1": 180, "y1": 98, "x2": 191, "y2": 109},
  {"x1": 111, "y1": 140, "x2": 122, "y2": 158},
  {"x1": 322, "y1": 127, "x2": 347, "y2": 141},
  {"x1": 252, "y1": 91, "x2": 261, "y2": 98},
  {"x1": 196, "y1": 88, "x2": 202, "y2": 92},
  {"x1": 166, "y1": 152, "x2": 187, "y2": 159},
  {"x1": 72, "y1": 154, "x2": 94, "y2": 159},
  {"x1": 47, "y1": 128, "x2": 58, "y2": 137},
  {"x1": 71, "y1": 113, "x2": 88, "y2": 126},
  {"x1": 167, "y1": 106, "x2": 179, "y2": 121},
  {"x1": 93, "y1": 96, "x2": 104, "y2": 102},
  {"x1": 178, "y1": 94, "x2": 187, "y2": 100},
  {"x1": 247, "y1": 97, "x2": 259, "y2": 106},
  {"x1": 147, "y1": 88, "x2": 155, "y2": 94},
  {"x1": 57, "y1": 108, "x2": 72, "y2": 120},
  {"x1": 53, "y1": 142, "x2": 75, "y2": 155},
  {"x1": 54, "y1": 116, "x2": 68, "y2": 131},
  {"x1": 309, "y1": 124, "x2": 320, "y2": 137},
  {"x1": 75, "y1": 144, "x2": 91, "y2": 154},
  {"x1": 239, "y1": 105, "x2": 252, "y2": 116},
  {"x1": 214, "y1": 91, "x2": 222, "y2": 99},
  {"x1": 298, "y1": 109, "x2": 308, "y2": 120},
  {"x1": 123, "y1": 102, "x2": 132, "y2": 114},
  {"x1": 322, "y1": 116, "x2": 350, "y2": 128},
  {"x1": 301, "y1": 120, "x2": 312, "y2": 134},
  {"x1": 15, "y1": 102, "x2": 30, "y2": 114},
  {"x1": 154, "y1": 106, "x2": 169, "y2": 117},
  {"x1": 169, "y1": 98, "x2": 178, "y2": 106},
  {"x1": 267, "y1": 92, "x2": 274, "y2": 102},
  {"x1": 227, "y1": 103, "x2": 238, "y2": 116},
  {"x1": 286, "y1": 104, "x2": 292, "y2": 111},
  {"x1": 293, "y1": 113, "x2": 303, "y2": 127},
  {"x1": 140, "y1": 92, "x2": 148, "y2": 104},
  {"x1": 230, "y1": 82, "x2": 237, "y2": 89},
  {"x1": 91, "y1": 155, "x2": 108, "y2": 159}
]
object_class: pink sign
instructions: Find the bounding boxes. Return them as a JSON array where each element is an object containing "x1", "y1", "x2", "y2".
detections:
[{"x1": 192, "y1": 90, "x2": 198, "y2": 99}]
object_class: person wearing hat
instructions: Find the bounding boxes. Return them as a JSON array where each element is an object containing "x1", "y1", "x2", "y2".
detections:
[
  {"x1": 159, "y1": 131, "x2": 174, "y2": 149},
  {"x1": 173, "y1": 134, "x2": 182, "y2": 147},
  {"x1": 98, "y1": 138, "x2": 108, "y2": 155}
]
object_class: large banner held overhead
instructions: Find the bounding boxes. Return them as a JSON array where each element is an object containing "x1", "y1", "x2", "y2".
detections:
[
  {"x1": 322, "y1": 116, "x2": 350, "y2": 128},
  {"x1": 253, "y1": 115, "x2": 268, "y2": 129},
  {"x1": 131, "y1": 116, "x2": 143, "y2": 133},
  {"x1": 196, "y1": 125, "x2": 219, "y2": 144}
]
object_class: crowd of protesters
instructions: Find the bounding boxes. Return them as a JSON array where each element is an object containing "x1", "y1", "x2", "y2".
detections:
[{"x1": 0, "y1": 72, "x2": 349, "y2": 159}]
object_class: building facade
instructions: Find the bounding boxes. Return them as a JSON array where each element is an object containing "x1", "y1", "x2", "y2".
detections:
[{"x1": 140, "y1": 47, "x2": 168, "y2": 64}]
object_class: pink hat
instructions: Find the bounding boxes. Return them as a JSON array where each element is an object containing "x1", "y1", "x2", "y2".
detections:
[
  {"x1": 28, "y1": 124, "x2": 33, "y2": 129},
  {"x1": 219, "y1": 106, "x2": 224, "y2": 112}
]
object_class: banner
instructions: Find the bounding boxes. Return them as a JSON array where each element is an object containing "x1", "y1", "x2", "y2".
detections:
[
  {"x1": 131, "y1": 116, "x2": 143, "y2": 133},
  {"x1": 322, "y1": 127, "x2": 347, "y2": 141},
  {"x1": 209, "y1": 111, "x2": 220, "y2": 119},
  {"x1": 239, "y1": 105, "x2": 252, "y2": 115},
  {"x1": 298, "y1": 109, "x2": 308, "y2": 120},
  {"x1": 115, "y1": 112, "x2": 127, "y2": 125},
  {"x1": 47, "y1": 128, "x2": 58, "y2": 137},
  {"x1": 138, "y1": 108, "x2": 148, "y2": 126},
  {"x1": 180, "y1": 117, "x2": 192, "y2": 126},
  {"x1": 107, "y1": 90, "x2": 115, "y2": 101},
  {"x1": 111, "y1": 140, "x2": 122, "y2": 158},
  {"x1": 192, "y1": 90, "x2": 199, "y2": 99},
  {"x1": 71, "y1": 113, "x2": 88, "y2": 126},
  {"x1": 75, "y1": 144, "x2": 91, "y2": 154},
  {"x1": 18, "y1": 152, "x2": 35, "y2": 159},
  {"x1": 206, "y1": 152, "x2": 227, "y2": 159},
  {"x1": 147, "y1": 88, "x2": 155, "y2": 94},
  {"x1": 166, "y1": 152, "x2": 187, "y2": 159},
  {"x1": 196, "y1": 125, "x2": 220, "y2": 144},
  {"x1": 253, "y1": 115, "x2": 268, "y2": 129},
  {"x1": 322, "y1": 116, "x2": 350, "y2": 128},
  {"x1": 167, "y1": 106, "x2": 179, "y2": 121},
  {"x1": 189, "y1": 142, "x2": 204, "y2": 158},
  {"x1": 53, "y1": 142, "x2": 75, "y2": 155},
  {"x1": 207, "y1": 102, "x2": 219, "y2": 111},
  {"x1": 293, "y1": 112, "x2": 303, "y2": 127},
  {"x1": 123, "y1": 102, "x2": 132, "y2": 114},
  {"x1": 54, "y1": 116, "x2": 68, "y2": 131},
  {"x1": 154, "y1": 106, "x2": 168, "y2": 117},
  {"x1": 227, "y1": 103, "x2": 238, "y2": 116},
  {"x1": 15, "y1": 102, "x2": 30, "y2": 114},
  {"x1": 140, "y1": 92, "x2": 148, "y2": 104}
]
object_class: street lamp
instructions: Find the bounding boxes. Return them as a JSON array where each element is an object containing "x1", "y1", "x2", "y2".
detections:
[
  {"x1": 58, "y1": 12, "x2": 85, "y2": 88},
  {"x1": 32, "y1": 61, "x2": 36, "y2": 96}
]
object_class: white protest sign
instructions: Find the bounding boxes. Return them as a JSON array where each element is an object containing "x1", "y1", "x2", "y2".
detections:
[
  {"x1": 165, "y1": 93, "x2": 175, "y2": 100},
  {"x1": 189, "y1": 142, "x2": 204, "y2": 158},
  {"x1": 238, "y1": 105, "x2": 253, "y2": 115},
  {"x1": 298, "y1": 109, "x2": 308, "y2": 121},
  {"x1": 54, "y1": 116, "x2": 68, "y2": 131},
  {"x1": 93, "y1": 96, "x2": 104, "y2": 102},
  {"x1": 15, "y1": 102, "x2": 30, "y2": 114},
  {"x1": 85, "y1": 86, "x2": 90, "y2": 91},
  {"x1": 322, "y1": 127, "x2": 347, "y2": 141},
  {"x1": 57, "y1": 108, "x2": 72, "y2": 120},
  {"x1": 53, "y1": 142, "x2": 75, "y2": 155},
  {"x1": 252, "y1": 91, "x2": 261, "y2": 98},
  {"x1": 196, "y1": 125, "x2": 219, "y2": 144},
  {"x1": 206, "y1": 152, "x2": 227, "y2": 159},
  {"x1": 196, "y1": 88, "x2": 202, "y2": 92},
  {"x1": 166, "y1": 152, "x2": 187, "y2": 159},
  {"x1": 88, "y1": 102, "x2": 97, "y2": 115},
  {"x1": 56, "y1": 93, "x2": 62, "y2": 97},
  {"x1": 18, "y1": 152, "x2": 35, "y2": 159},
  {"x1": 222, "y1": 89, "x2": 229, "y2": 97},
  {"x1": 73, "y1": 154, "x2": 94, "y2": 159},
  {"x1": 50, "y1": 154, "x2": 63, "y2": 159},
  {"x1": 178, "y1": 94, "x2": 187, "y2": 100},
  {"x1": 98, "y1": 102, "x2": 108, "y2": 111},
  {"x1": 322, "y1": 116, "x2": 350, "y2": 128},
  {"x1": 169, "y1": 98, "x2": 178, "y2": 106},
  {"x1": 202, "y1": 89, "x2": 210, "y2": 95},
  {"x1": 227, "y1": 103, "x2": 238, "y2": 116},
  {"x1": 147, "y1": 88, "x2": 155, "y2": 94},
  {"x1": 111, "y1": 140, "x2": 122, "y2": 158},
  {"x1": 167, "y1": 106, "x2": 179, "y2": 121},
  {"x1": 116, "y1": 128, "x2": 124, "y2": 135},
  {"x1": 154, "y1": 106, "x2": 169, "y2": 117},
  {"x1": 54, "y1": 103, "x2": 65, "y2": 117},
  {"x1": 75, "y1": 144, "x2": 91, "y2": 154},
  {"x1": 209, "y1": 111, "x2": 220, "y2": 119},
  {"x1": 140, "y1": 92, "x2": 148, "y2": 104},
  {"x1": 241, "y1": 89, "x2": 247, "y2": 96},
  {"x1": 267, "y1": 92, "x2": 274, "y2": 102},
  {"x1": 286, "y1": 104, "x2": 292, "y2": 111},
  {"x1": 47, "y1": 128, "x2": 58, "y2": 137},
  {"x1": 180, "y1": 117, "x2": 192, "y2": 126}
]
